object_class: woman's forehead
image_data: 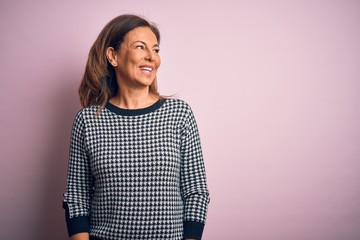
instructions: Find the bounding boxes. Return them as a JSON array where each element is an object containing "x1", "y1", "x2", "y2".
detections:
[{"x1": 124, "y1": 27, "x2": 158, "y2": 45}]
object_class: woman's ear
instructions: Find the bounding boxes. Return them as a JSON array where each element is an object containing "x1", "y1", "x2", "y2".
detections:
[{"x1": 106, "y1": 47, "x2": 118, "y2": 67}]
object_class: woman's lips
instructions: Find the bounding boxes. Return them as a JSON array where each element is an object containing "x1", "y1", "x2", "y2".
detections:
[{"x1": 139, "y1": 65, "x2": 154, "y2": 75}]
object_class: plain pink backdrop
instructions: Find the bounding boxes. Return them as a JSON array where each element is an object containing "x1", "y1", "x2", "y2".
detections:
[{"x1": 1, "y1": 0, "x2": 359, "y2": 239}]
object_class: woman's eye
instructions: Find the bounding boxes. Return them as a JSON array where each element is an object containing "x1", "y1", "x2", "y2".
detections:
[
  {"x1": 136, "y1": 45, "x2": 145, "y2": 50},
  {"x1": 154, "y1": 49, "x2": 160, "y2": 54}
]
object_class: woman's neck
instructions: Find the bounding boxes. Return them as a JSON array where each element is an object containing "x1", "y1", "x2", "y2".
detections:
[{"x1": 110, "y1": 88, "x2": 159, "y2": 110}]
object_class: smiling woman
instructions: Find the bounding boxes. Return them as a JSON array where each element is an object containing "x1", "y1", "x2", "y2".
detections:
[{"x1": 62, "y1": 14, "x2": 210, "y2": 240}]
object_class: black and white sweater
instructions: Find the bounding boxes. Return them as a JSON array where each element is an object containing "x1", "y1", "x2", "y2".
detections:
[{"x1": 63, "y1": 98, "x2": 210, "y2": 240}]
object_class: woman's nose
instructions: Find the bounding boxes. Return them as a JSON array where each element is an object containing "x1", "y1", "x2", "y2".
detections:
[{"x1": 145, "y1": 49, "x2": 155, "y2": 61}]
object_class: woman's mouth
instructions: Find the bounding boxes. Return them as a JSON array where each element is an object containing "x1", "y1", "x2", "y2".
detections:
[{"x1": 139, "y1": 65, "x2": 153, "y2": 75}]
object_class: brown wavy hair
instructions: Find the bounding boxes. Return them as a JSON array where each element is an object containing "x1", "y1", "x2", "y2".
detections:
[{"x1": 79, "y1": 14, "x2": 161, "y2": 109}]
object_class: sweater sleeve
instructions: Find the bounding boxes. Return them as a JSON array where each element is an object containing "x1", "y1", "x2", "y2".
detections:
[
  {"x1": 180, "y1": 104, "x2": 210, "y2": 240},
  {"x1": 63, "y1": 111, "x2": 93, "y2": 237}
]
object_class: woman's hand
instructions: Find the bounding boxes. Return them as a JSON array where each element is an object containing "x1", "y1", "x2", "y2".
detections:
[{"x1": 70, "y1": 232, "x2": 89, "y2": 240}]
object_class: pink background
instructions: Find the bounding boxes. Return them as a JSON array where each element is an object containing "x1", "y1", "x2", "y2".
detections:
[{"x1": 1, "y1": 0, "x2": 360, "y2": 239}]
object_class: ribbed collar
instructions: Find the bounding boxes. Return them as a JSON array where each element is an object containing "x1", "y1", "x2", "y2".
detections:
[{"x1": 105, "y1": 98, "x2": 166, "y2": 116}]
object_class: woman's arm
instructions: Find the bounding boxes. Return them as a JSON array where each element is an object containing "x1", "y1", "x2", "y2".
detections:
[
  {"x1": 63, "y1": 111, "x2": 93, "y2": 237},
  {"x1": 180, "y1": 104, "x2": 210, "y2": 240}
]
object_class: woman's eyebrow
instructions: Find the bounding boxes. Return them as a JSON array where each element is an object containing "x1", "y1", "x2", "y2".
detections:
[{"x1": 131, "y1": 40, "x2": 159, "y2": 48}]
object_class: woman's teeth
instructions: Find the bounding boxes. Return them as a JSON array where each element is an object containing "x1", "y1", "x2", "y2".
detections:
[{"x1": 140, "y1": 67, "x2": 152, "y2": 72}]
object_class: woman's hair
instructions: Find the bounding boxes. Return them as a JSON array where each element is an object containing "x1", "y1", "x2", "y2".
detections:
[{"x1": 79, "y1": 14, "x2": 161, "y2": 109}]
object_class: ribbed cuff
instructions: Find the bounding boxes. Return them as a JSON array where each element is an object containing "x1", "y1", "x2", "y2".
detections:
[
  {"x1": 183, "y1": 220, "x2": 205, "y2": 239},
  {"x1": 63, "y1": 202, "x2": 90, "y2": 237}
]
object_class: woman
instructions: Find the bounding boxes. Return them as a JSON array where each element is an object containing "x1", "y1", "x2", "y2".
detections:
[{"x1": 63, "y1": 14, "x2": 210, "y2": 240}]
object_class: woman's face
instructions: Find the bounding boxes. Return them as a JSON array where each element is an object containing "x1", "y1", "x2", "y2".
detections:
[{"x1": 113, "y1": 26, "x2": 161, "y2": 89}]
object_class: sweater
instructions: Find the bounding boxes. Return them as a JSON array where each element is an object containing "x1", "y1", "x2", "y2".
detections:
[{"x1": 63, "y1": 98, "x2": 210, "y2": 240}]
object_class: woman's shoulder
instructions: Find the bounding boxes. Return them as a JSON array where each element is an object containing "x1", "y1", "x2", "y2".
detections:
[
  {"x1": 161, "y1": 98, "x2": 195, "y2": 120},
  {"x1": 78, "y1": 105, "x2": 99, "y2": 115},
  {"x1": 163, "y1": 98, "x2": 192, "y2": 110},
  {"x1": 72, "y1": 105, "x2": 101, "y2": 122}
]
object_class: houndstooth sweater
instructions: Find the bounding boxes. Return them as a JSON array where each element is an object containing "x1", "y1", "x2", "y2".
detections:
[{"x1": 63, "y1": 98, "x2": 210, "y2": 240}]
